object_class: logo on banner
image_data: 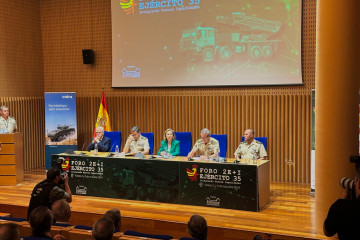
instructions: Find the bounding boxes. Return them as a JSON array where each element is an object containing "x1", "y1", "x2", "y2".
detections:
[
  {"x1": 76, "y1": 185, "x2": 87, "y2": 195},
  {"x1": 61, "y1": 157, "x2": 70, "y2": 171},
  {"x1": 206, "y1": 196, "x2": 220, "y2": 207},
  {"x1": 120, "y1": 0, "x2": 137, "y2": 15},
  {"x1": 186, "y1": 165, "x2": 199, "y2": 181}
]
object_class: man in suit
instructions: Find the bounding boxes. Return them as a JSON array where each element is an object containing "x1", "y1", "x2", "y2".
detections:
[{"x1": 87, "y1": 126, "x2": 111, "y2": 152}]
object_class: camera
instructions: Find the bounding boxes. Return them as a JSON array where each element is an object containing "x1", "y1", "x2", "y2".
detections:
[
  {"x1": 54, "y1": 157, "x2": 67, "y2": 177},
  {"x1": 339, "y1": 177, "x2": 355, "y2": 191},
  {"x1": 339, "y1": 156, "x2": 360, "y2": 194}
]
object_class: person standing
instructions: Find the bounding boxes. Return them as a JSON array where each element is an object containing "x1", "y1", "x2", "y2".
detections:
[{"x1": 0, "y1": 105, "x2": 17, "y2": 133}]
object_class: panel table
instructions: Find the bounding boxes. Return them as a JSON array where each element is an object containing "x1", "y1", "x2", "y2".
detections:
[{"x1": 52, "y1": 153, "x2": 269, "y2": 211}]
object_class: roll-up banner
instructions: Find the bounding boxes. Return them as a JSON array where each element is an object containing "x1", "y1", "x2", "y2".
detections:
[{"x1": 45, "y1": 92, "x2": 77, "y2": 169}]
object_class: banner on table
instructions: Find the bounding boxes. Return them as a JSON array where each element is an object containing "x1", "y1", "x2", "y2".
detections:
[{"x1": 45, "y1": 92, "x2": 77, "y2": 169}]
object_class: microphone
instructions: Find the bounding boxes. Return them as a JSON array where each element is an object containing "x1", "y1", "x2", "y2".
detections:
[
  {"x1": 78, "y1": 142, "x2": 86, "y2": 155},
  {"x1": 109, "y1": 143, "x2": 116, "y2": 152}
]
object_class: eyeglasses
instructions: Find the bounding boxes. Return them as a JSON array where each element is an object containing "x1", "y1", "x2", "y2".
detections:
[{"x1": 201, "y1": 135, "x2": 210, "y2": 140}]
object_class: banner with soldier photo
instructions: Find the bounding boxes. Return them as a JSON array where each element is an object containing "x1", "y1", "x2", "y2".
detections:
[{"x1": 45, "y1": 92, "x2": 77, "y2": 169}]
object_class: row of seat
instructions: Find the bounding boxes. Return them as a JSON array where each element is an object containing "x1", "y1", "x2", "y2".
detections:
[
  {"x1": 104, "y1": 131, "x2": 267, "y2": 157},
  {"x1": 0, "y1": 216, "x2": 195, "y2": 240}
]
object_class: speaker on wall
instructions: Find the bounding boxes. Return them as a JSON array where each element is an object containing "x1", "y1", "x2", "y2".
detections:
[{"x1": 82, "y1": 49, "x2": 94, "y2": 64}]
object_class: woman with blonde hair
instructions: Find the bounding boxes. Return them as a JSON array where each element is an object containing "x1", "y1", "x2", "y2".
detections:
[{"x1": 157, "y1": 128, "x2": 180, "y2": 156}]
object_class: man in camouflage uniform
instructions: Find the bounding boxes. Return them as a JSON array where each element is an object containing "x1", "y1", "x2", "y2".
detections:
[
  {"x1": 123, "y1": 126, "x2": 150, "y2": 155},
  {"x1": 187, "y1": 128, "x2": 220, "y2": 160},
  {"x1": 0, "y1": 106, "x2": 17, "y2": 133},
  {"x1": 234, "y1": 129, "x2": 267, "y2": 160}
]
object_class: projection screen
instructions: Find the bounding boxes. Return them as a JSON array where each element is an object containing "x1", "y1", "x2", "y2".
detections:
[{"x1": 111, "y1": 0, "x2": 302, "y2": 87}]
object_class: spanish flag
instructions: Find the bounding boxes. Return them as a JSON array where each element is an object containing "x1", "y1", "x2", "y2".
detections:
[{"x1": 94, "y1": 91, "x2": 111, "y2": 137}]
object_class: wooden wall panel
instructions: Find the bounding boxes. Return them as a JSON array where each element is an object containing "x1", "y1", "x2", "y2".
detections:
[
  {"x1": 0, "y1": 97, "x2": 45, "y2": 171},
  {"x1": 0, "y1": 0, "x2": 44, "y2": 97},
  {"x1": 76, "y1": 94, "x2": 311, "y2": 183}
]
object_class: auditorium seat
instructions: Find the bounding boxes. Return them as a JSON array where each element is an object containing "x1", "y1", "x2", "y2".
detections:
[
  {"x1": 52, "y1": 222, "x2": 72, "y2": 227},
  {"x1": 141, "y1": 132, "x2": 154, "y2": 155},
  {"x1": 212, "y1": 134, "x2": 227, "y2": 157},
  {"x1": 241, "y1": 137, "x2": 267, "y2": 150},
  {"x1": 124, "y1": 230, "x2": 173, "y2": 240},
  {"x1": 74, "y1": 224, "x2": 92, "y2": 230},
  {"x1": 61, "y1": 228, "x2": 123, "y2": 240},
  {"x1": 18, "y1": 222, "x2": 72, "y2": 239},
  {"x1": 104, "y1": 131, "x2": 122, "y2": 152},
  {"x1": 174, "y1": 131, "x2": 192, "y2": 156},
  {"x1": 0, "y1": 216, "x2": 26, "y2": 222}
]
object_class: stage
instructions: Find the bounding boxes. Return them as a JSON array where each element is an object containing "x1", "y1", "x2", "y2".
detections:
[{"x1": 0, "y1": 168, "x2": 329, "y2": 240}]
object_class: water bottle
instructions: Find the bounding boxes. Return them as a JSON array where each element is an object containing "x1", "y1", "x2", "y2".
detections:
[
  {"x1": 252, "y1": 151, "x2": 257, "y2": 164},
  {"x1": 94, "y1": 143, "x2": 98, "y2": 155},
  {"x1": 164, "y1": 147, "x2": 169, "y2": 159},
  {"x1": 115, "y1": 145, "x2": 119, "y2": 157}
]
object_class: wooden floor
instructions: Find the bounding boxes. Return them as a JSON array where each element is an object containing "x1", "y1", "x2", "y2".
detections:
[{"x1": 0, "y1": 169, "x2": 331, "y2": 240}]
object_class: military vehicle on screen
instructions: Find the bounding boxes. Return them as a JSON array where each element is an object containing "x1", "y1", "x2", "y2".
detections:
[
  {"x1": 180, "y1": 12, "x2": 282, "y2": 62},
  {"x1": 47, "y1": 125, "x2": 75, "y2": 142}
]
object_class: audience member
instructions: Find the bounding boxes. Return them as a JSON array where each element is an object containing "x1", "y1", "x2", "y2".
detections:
[
  {"x1": 123, "y1": 126, "x2": 150, "y2": 155},
  {"x1": 0, "y1": 223, "x2": 20, "y2": 240},
  {"x1": 187, "y1": 128, "x2": 219, "y2": 160},
  {"x1": 51, "y1": 199, "x2": 71, "y2": 223},
  {"x1": 187, "y1": 214, "x2": 207, "y2": 240},
  {"x1": 27, "y1": 167, "x2": 72, "y2": 219},
  {"x1": 323, "y1": 178, "x2": 360, "y2": 239},
  {"x1": 28, "y1": 206, "x2": 66, "y2": 240},
  {"x1": 92, "y1": 217, "x2": 115, "y2": 240},
  {"x1": 87, "y1": 126, "x2": 111, "y2": 152},
  {"x1": 104, "y1": 208, "x2": 121, "y2": 232}
]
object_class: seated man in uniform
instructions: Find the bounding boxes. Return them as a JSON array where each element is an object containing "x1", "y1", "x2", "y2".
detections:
[
  {"x1": 0, "y1": 105, "x2": 17, "y2": 133},
  {"x1": 187, "y1": 128, "x2": 220, "y2": 160},
  {"x1": 87, "y1": 126, "x2": 111, "y2": 152},
  {"x1": 234, "y1": 129, "x2": 267, "y2": 160},
  {"x1": 122, "y1": 126, "x2": 149, "y2": 156}
]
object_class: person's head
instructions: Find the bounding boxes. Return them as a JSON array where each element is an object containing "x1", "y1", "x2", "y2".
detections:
[
  {"x1": 29, "y1": 206, "x2": 53, "y2": 237},
  {"x1": 51, "y1": 199, "x2": 71, "y2": 222},
  {"x1": 200, "y1": 128, "x2": 211, "y2": 144},
  {"x1": 47, "y1": 167, "x2": 62, "y2": 184},
  {"x1": 0, "y1": 223, "x2": 20, "y2": 240},
  {"x1": 0, "y1": 106, "x2": 9, "y2": 119},
  {"x1": 92, "y1": 217, "x2": 115, "y2": 240},
  {"x1": 104, "y1": 208, "x2": 121, "y2": 232},
  {"x1": 187, "y1": 214, "x2": 207, "y2": 240},
  {"x1": 130, "y1": 126, "x2": 141, "y2": 140},
  {"x1": 96, "y1": 126, "x2": 104, "y2": 139},
  {"x1": 244, "y1": 129, "x2": 255, "y2": 142},
  {"x1": 163, "y1": 128, "x2": 175, "y2": 142}
]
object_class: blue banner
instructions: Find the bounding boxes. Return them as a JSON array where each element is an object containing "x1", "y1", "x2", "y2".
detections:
[{"x1": 45, "y1": 92, "x2": 77, "y2": 169}]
